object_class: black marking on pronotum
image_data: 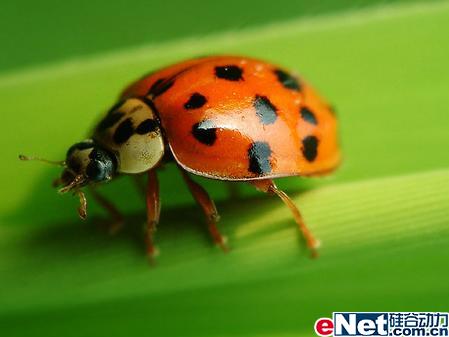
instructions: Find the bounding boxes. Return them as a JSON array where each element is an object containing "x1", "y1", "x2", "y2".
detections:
[
  {"x1": 191, "y1": 120, "x2": 217, "y2": 146},
  {"x1": 215, "y1": 65, "x2": 243, "y2": 81},
  {"x1": 97, "y1": 111, "x2": 125, "y2": 131},
  {"x1": 300, "y1": 107, "x2": 318, "y2": 125},
  {"x1": 113, "y1": 118, "x2": 134, "y2": 144},
  {"x1": 248, "y1": 141, "x2": 272, "y2": 175},
  {"x1": 141, "y1": 97, "x2": 164, "y2": 127},
  {"x1": 136, "y1": 119, "x2": 158, "y2": 135},
  {"x1": 96, "y1": 100, "x2": 126, "y2": 131},
  {"x1": 141, "y1": 96, "x2": 157, "y2": 111},
  {"x1": 254, "y1": 95, "x2": 278, "y2": 125},
  {"x1": 141, "y1": 97, "x2": 163, "y2": 124},
  {"x1": 274, "y1": 69, "x2": 301, "y2": 91},
  {"x1": 106, "y1": 100, "x2": 125, "y2": 114},
  {"x1": 147, "y1": 78, "x2": 175, "y2": 97},
  {"x1": 184, "y1": 93, "x2": 207, "y2": 109},
  {"x1": 302, "y1": 135, "x2": 319, "y2": 162}
]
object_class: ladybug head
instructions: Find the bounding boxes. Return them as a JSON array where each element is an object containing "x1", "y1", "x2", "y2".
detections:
[
  {"x1": 60, "y1": 139, "x2": 117, "y2": 189},
  {"x1": 20, "y1": 140, "x2": 117, "y2": 220},
  {"x1": 57, "y1": 139, "x2": 117, "y2": 219}
]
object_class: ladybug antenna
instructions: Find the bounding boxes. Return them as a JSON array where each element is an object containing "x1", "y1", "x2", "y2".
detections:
[{"x1": 19, "y1": 154, "x2": 66, "y2": 167}]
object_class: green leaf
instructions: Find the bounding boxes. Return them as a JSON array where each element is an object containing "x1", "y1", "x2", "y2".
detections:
[{"x1": 1, "y1": 2, "x2": 449, "y2": 336}]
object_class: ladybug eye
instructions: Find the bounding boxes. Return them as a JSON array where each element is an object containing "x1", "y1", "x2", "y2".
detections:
[
  {"x1": 84, "y1": 147, "x2": 116, "y2": 182},
  {"x1": 86, "y1": 160, "x2": 106, "y2": 181}
]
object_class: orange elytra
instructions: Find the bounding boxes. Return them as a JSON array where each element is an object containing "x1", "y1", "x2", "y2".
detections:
[{"x1": 21, "y1": 56, "x2": 340, "y2": 261}]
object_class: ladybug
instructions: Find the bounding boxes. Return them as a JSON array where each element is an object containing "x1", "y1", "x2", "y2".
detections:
[{"x1": 21, "y1": 56, "x2": 340, "y2": 259}]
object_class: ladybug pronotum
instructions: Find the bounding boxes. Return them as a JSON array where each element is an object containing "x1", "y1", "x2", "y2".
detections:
[{"x1": 21, "y1": 56, "x2": 340, "y2": 259}]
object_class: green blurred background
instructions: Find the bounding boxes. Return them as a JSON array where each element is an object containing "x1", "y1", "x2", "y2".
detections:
[
  {"x1": 0, "y1": 0, "x2": 419, "y2": 73},
  {"x1": 1, "y1": 1, "x2": 449, "y2": 336}
]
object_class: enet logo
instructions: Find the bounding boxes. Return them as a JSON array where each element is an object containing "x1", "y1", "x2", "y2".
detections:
[{"x1": 315, "y1": 313, "x2": 389, "y2": 337}]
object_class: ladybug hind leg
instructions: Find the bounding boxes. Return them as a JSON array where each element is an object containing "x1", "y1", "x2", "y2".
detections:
[
  {"x1": 180, "y1": 169, "x2": 228, "y2": 252},
  {"x1": 88, "y1": 186, "x2": 124, "y2": 235},
  {"x1": 251, "y1": 179, "x2": 319, "y2": 258}
]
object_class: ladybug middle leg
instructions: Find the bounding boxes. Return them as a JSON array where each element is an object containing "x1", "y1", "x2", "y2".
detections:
[
  {"x1": 145, "y1": 170, "x2": 161, "y2": 261},
  {"x1": 180, "y1": 169, "x2": 228, "y2": 252},
  {"x1": 88, "y1": 186, "x2": 124, "y2": 235},
  {"x1": 251, "y1": 179, "x2": 319, "y2": 258}
]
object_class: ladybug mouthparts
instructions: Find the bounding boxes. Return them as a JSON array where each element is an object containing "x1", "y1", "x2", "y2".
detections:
[
  {"x1": 57, "y1": 170, "x2": 86, "y2": 194},
  {"x1": 18, "y1": 153, "x2": 89, "y2": 220}
]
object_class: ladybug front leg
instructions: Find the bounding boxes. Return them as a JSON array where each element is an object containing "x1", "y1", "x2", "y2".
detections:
[
  {"x1": 251, "y1": 179, "x2": 319, "y2": 258},
  {"x1": 180, "y1": 170, "x2": 228, "y2": 252},
  {"x1": 88, "y1": 186, "x2": 124, "y2": 235},
  {"x1": 145, "y1": 170, "x2": 161, "y2": 261}
]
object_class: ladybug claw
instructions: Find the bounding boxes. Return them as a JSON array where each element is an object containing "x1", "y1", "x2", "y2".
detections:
[
  {"x1": 310, "y1": 248, "x2": 319, "y2": 259},
  {"x1": 78, "y1": 208, "x2": 87, "y2": 220},
  {"x1": 215, "y1": 235, "x2": 229, "y2": 253},
  {"x1": 308, "y1": 239, "x2": 320, "y2": 259},
  {"x1": 147, "y1": 246, "x2": 160, "y2": 265}
]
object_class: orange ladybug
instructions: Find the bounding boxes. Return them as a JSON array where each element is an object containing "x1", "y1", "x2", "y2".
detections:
[{"x1": 21, "y1": 56, "x2": 340, "y2": 259}]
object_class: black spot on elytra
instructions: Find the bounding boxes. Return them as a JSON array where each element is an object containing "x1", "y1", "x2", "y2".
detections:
[
  {"x1": 248, "y1": 141, "x2": 272, "y2": 175},
  {"x1": 113, "y1": 118, "x2": 134, "y2": 144},
  {"x1": 215, "y1": 65, "x2": 243, "y2": 81},
  {"x1": 147, "y1": 78, "x2": 175, "y2": 97},
  {"x1": 254, "y1": 95, "x2": 278, "y2": 124},
  {"x1": 274, "y1": 69, "x2": 301, "y2": 91},
  {"x1": 136, "y1": 119, "x2": 158, "y2": 135},
  {"x1": 300, "y1": 107, "x2": 318, "y2": 125},
  {"x1": 302, "y1": 136, "x2": 319, "y2": 162},
  {"x1": 148, "y1": 78, "x2": 164, "y2": 93},
  {"x1": 329, "y1": 105, "x2": 337, "y2": 115},
  {"x1": 191, "y1": 120, "x2": 217, "y2": 146},
  {"x1": 184, "y1": 93, "x2": 207, "y2": 109}
]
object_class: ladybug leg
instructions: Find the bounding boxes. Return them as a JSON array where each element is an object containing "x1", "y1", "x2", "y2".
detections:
[
  {"x1": 180, "y1": 170, "x2": 228, "y2": 252},
  {"x1": 88, "y1": 186, "x2": 124, "y2": 235},
  {"x1": 145, "y1": 170, "x2": 161, "y2": 261},
  {"x1": 251, "y1": 179, "x2": 319, "y2": 258}
]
